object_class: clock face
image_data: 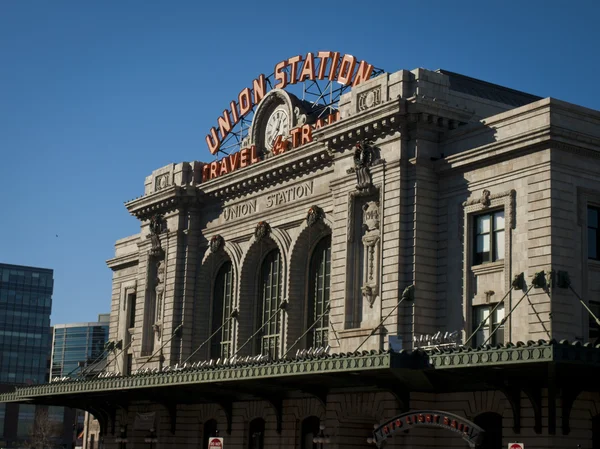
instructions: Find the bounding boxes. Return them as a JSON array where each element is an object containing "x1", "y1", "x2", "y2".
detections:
[{"x1": 265, "y1": 107, "x2": 290, "y2": 150}]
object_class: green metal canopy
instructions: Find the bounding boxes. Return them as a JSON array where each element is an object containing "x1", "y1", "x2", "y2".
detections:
[{"x1": 0, "y1": 341, "x2": 598, "y2": 436}]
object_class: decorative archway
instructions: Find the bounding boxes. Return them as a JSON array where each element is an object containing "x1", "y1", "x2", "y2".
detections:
[{"x1": 371, "y1": 410, "x2": 485, "y2": 448}]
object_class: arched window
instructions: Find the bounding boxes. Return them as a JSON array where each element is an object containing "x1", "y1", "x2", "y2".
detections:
[
  {"x1": 307, "y1": 236, "x2": 331, "y2": 348},
  {"x1": 474, "y1": 412, "x2": 502, "y2": 449},
  {"x1": 256, "y1": 250, "x2": 282, "y2": 358},
  {"x1": 210, "y1": 261, "x2": 234, "y2": 360},
  {"x1": 300, "y1": 416, "x2": 320, "y2": 449},
  {"x1": 202, "y1": 419, "x2": 218, "y2": 449},
  {"x1": 248, "y1": 418, "x2": 265, "y2": 449}
]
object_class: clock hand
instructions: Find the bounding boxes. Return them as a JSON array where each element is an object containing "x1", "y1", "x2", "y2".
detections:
[{"x1": 271, "y1": 120, "x2": 282, "y2": 145}]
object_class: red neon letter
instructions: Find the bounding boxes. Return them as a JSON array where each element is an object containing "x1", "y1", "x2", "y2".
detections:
[
  {"x1": 328, "y1": 52, "x2": 340, "y2": 80},
  {"x1": 238, "y1": 88, "x2": 252, "y2": 116},
  {"x1": 206, "y1": 128, "x2": 220, "y2": 155},
  {"x1": 317, "y1": 51, "x2": 333, "y2": 80},
  {"x1": 274, "y1": 60, "x2": 288, "y2": 89},
  {"x1": 299, "y1": 52, "x2": 315, "y2": 82},
  {"x1": 217, "y1": 110, "x2": 232, "y2": 141},
  {"x1": 353, "y1": 60, "x2": 374, "y2": 87},
  {"x1": 337, "y1": 54, "x2": 357, "y2": 85},
  {"x1": 253, "y1": 74, "x2": 267, "y2": 105},
  {"x1": 288, "y1": 55, "x2": 303, "y2": 85}
]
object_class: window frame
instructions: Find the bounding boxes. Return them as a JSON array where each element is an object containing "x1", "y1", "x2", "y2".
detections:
[
  {"x1": 471, "y1": 303, "x2": 505, "y2": 347},
  {"x1": 462, "y1": 189, "x2": 515, "y2": 346},
  {"x1": 473, "y1": 209, "x2": 505, "y2": 265},
  {"x1": 210, "y1": 261, "x2": 234, "y2": 360},
  {"x1": 256, "y1": 250, "x2": 282, "y2": 358},
  {"x1": 307, "y1": 236, "x2": 331, "y2": 349},
  {"x1": 588, "y1": 205, "x2": 600, "y2": 260}
]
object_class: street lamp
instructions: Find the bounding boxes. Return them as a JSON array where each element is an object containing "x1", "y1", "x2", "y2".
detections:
[
  {"x1": 144, "y1": 428, "x2": 158, "y2": 449},
  {"x1": 312, "y1": 424, "x2": 330, "y2": 448},
  {"x1": 115, "y1": 427, "x2": 128, "y2": 449}
]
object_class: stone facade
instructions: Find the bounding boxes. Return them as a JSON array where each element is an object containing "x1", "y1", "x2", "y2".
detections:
[{"x1": 4, "y1": 65, "x2": 600, "y2": 449}]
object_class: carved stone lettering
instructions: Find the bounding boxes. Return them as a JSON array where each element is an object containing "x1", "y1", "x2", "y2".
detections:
[
  {"x1": 265, "y1": 181, "x2": 314, "y2": 208},
  {"x1": 223, "y1": 200, "x2": 257, "y2": 222}
]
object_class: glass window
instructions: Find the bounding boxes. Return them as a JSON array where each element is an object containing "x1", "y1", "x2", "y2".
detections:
[
  {"x1": 589, "y1": 206, "x2": 600, "y2": 260},
  {"x1": 248, "y1": 418, "x2": 265, "y2": 449},
  {"x1": 590, "y1": 300, "x2": 600, "y2": 343},
  {"x1": 210, "y1": 262, "x2": 234, "y2": 360},
  {"x1": 307, "y1": 236, "x2": 331, "y2": 349},
  {"x1": 256, "y1": 250, "x2": 282, "y2": 358},
  {"x1": 472, "y1": 304, "x2": 505, "y2": 347},
  {"x1": 474, "y1": 210, "x2": 505, "y2": 265},
  {"x1": 128, "y1": 294, "x2": 137, "y2": 328}
]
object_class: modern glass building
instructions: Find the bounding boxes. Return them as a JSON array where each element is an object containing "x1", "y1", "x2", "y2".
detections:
[
  {"x1": 50, "y1": 314, "x2": 110, "y2": 380},
  {"x1": 0, "y1": 263, "x2": 53, "y2": 385},
  {"x1": 0, "y1": 263, "x2": 53, "y2": 448}
]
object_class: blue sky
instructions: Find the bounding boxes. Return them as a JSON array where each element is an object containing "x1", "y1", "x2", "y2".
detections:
[{"x1": 1, "y1": 1, "x2": 599, "y2": 325}]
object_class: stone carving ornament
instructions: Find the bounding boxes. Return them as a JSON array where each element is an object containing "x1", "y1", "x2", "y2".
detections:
[
  {"x1": 154, "y1": 259, "x2": 165, "y2": 341},
  {"x1": 361, "y1": 201, "x2": 381, "y2": 308},
  {"x1": 210, "y1": 235, "x2": 224, "y2": 253},
  {"x1": 348, "y1": 140, "x2": 377, "y2": 191},
  {"x1": 306, "y1": 205, "x2": 324, "y2": 227},
  {"x1": 255, "y1": 221, "x2": 271, "y2": 242},
  {"x1": 148, "y1": 214, "x2": 167, "y2": 257},
  {"x1": 149, "y1": 214, "x2": 167, "y2": 235}
]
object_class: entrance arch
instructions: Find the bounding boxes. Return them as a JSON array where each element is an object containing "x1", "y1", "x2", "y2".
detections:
[{"x1": 372, "y1": 410, "x2": 485, "y2": 448}]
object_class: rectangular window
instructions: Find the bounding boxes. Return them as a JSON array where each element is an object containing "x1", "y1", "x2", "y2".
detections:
[
  {"x1": 126, "y1": 354, "x2": 132, "y2": 376},
  {"x1": 127, "y1": 294, "x2": 136, "y2": 328},
  {"x1": 590, "y1": 300, "x2": 600, "y2": 343},
  {"x1": 588, "y1": 206, "x2": 600, "y2": 260},
  {"x1": 472, "y1": 304, "x2": 505, "y2": 347},
  {"x1": 474, "y1": 210, "x2": 505, "y2": 265}
]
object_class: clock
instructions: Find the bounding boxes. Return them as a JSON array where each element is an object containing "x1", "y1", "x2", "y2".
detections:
[{"x1": 264, "y1": 106, "x2": 290, "y2": 150}]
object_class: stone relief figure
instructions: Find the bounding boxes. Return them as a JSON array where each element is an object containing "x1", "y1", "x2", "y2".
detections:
[
  {"x1": 348, "y1": 140, "x2": 378, "y2": 191},
  {"x1": 149, "y1": 214, "x2": 166, "y2": 235},
  {"x1": 255, "y1": 221, "x2": 271, "y2": 241},
  {"x1": 210, "y1": 234, "x2": 224, "y2": 253},
  {"x1": 361, "y1": 201, "x2": 381, "y2": 308},
  {"x1": 306, "y1": 205, "x2": 324, "y2": 227},
  {"x1": 153, "y1": 259, "x2": 165, "y2": 341},
  {"x1": 148, "y1": 214, "x2": 167, "y2": 257}
]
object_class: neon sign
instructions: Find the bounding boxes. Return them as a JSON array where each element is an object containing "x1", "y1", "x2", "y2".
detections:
[
  {"x1": 371, "y1": 410, "x2": 485, "y2": 448},
  {"x1": 204, "y1": 51, "x2": 376, "y2": 155}
]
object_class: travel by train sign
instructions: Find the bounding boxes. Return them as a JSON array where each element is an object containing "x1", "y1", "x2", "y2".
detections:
[
  {"x1": 204, "y1": 51, "x2": 377, "y2": 155},
  {"x1": 371, "y1": 410, "x2": 485, "y2": 448}
]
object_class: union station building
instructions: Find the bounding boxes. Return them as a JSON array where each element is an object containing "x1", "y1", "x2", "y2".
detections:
[{"x1": 3, "y1": 53, "x2": 600, "y2": 449}]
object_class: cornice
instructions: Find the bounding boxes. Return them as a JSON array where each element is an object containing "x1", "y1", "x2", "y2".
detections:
[
  {"x1": 318, "y1": 98, "x2": 406, "y2": 151},
  {"x1": 200, "y1": 143, "x2": 334, "y2": 202},
  {"x1": 125, "y1": 186, "x2": 201, "y2": 219},
  {"x1": 436, "y1": 128, "x2": 552, "y2": 173},
  {"x1": 106, "y1": 252, "x2": 139, "y2": 270}
]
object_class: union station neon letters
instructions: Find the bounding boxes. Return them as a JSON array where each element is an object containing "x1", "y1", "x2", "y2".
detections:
[{"x1": 204, "y1": 51, "x2": 373, "y2": 155}]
